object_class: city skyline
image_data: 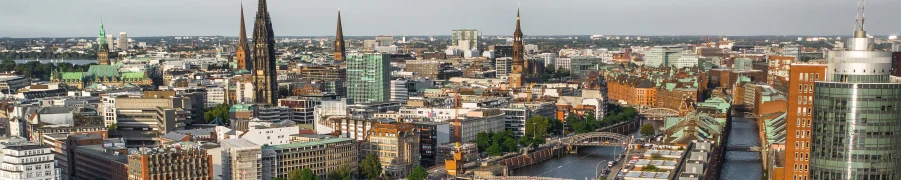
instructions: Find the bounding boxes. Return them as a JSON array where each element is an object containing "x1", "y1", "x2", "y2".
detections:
[{"x1": 3, "y1": 0, "x2": 901, "y2": 38}]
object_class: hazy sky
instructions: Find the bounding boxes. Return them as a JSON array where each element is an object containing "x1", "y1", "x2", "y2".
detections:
[{"x1": 2, "y1": 0, "x2": 900, "y2": 38}]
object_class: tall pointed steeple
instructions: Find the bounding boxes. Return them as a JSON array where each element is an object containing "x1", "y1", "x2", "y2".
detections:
[
  {"x1": 509, "y1": 1, "x2": 526, "y2": 89},
  {"x1": 235, "y1": 3, "x2": 251, "y2": 71},
  {"x1": 334, "y1": 7, "x2": 346, "y2": 61},
  {"x1": 251, "y1": 0, "x2": 278, "y2": 105},
  {"x1": 97, "y1": 16, "x2": 110, "y2": 65}
]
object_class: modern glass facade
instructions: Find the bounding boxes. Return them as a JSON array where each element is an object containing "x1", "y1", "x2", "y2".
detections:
[
  {"x1": 810, "y1": 82, "x2": 901, "y2": 179},
  {"x1": 810, "y1": 25, "x2": 901, "y2": 179},
  {"x1": 347, "y1": 53, "x2": 390, "y2": 104}
]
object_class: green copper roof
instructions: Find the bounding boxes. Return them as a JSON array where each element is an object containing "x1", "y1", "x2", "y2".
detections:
[
  {"x1": 229, "y1": 103, "x2": 255, "y2": 112},
  {"x1": 121, "y1": 72, "x2": 145, "y2": 79},
  {"x1": 98, "y1": 17, "x2": 106, "y2": 44},
  {"x1": 61, "y1": 72, "x2": 84, "y2": 80},
  {"x1": 665, "y1": 83, "x2": 676, "y2": 91},
  {"x1": 86, "y1": 65, "x2": 120, "y2": 77}
]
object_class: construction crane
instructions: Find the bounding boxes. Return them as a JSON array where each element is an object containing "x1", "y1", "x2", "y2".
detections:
[{"x1": 444, "y1": 88, "x2": 463, "y2": 143}]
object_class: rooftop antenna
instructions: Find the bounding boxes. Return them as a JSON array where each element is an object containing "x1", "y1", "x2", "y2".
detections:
[{"x1": 854, "y1": 0, "x2": 866, "y2": 38}]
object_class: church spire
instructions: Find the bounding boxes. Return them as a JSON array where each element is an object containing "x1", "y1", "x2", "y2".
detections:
[
  {"x1": 99, "y1": 16, "x2": 107, "y2": 45},
  {"x1": 515, "y1": 0, "x2": 522, "y2": 36},
  {"x1": 509, "y1": 0, "x2": 525, "y2": 89},
  {"x1": 251, "y1": 0, "x2": 278, "y2": 105},
  {"x1": 97, "y1": 16, "x2": 110, "y2": 65},
  {"x1": 334, "y1": 7, "x2": 346, "y2": 61},
  {"x1": 235, "y1": 3, "x2": 251, "y2": 71}
]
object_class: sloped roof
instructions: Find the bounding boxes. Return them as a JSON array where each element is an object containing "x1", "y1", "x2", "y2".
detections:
[
  {"x1": 121, "y1": 72, "x2": 145, "y2": 79},
  {"x1": 86, "y1": 65, "x2": 120, "y2": 77},
  {"x1": 61, "y1": 72, "x2": 84, "y2": 80}
]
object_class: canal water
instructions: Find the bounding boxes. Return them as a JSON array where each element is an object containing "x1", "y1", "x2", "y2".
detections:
[
  {"x1": 720, "y1": 116, "x2": 763, "y2": 180},
  {"x1": 510, "y1": 146, "x2": 625, "y2": 179}
]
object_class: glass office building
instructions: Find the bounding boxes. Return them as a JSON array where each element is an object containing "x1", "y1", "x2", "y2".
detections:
[
  {"x1": 810, "y1": 23, "x2": 901, "y2": 179},
  {"x1": 347, "y1": 53, "x2": 390, "y2": 104}
]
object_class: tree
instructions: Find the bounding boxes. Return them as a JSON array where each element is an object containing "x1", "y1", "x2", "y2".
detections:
[
  {"x1": 640, "y1": 123, "x2": 656, "y2": 137},
  {"x1": 406, "y1": 166, "x2": 429, "y2": 180},
  {"x1": 486, "y1": 144, "x2": 503, "y2": 156},
  {"x1": 525, "y1": 115, "x2": 550, "y2": 138},
  {"x1": 288, "y1": 168, "x2": 317, "y2": 180},
  {"x1": 503, "y1": 138, "x2": 519, "y2": 153},
  {"x1": 651, "y1": 153, "x2": 664, "y2": 160},
  {"x1": 327, "y1": 164, "x2": 353, "y2": 180},
  {"x1": 475, "y1": 132, "x2": 492, "y2": 151},
  {"x1": 643, "y1": 165, "x2": 659, "y2": 172},
  {"x1": 360, "y1": 154, "x2": 382, "y2": 180},
  {"x1": 204, "y1": 104, "x2": 230, "y2": 124}
]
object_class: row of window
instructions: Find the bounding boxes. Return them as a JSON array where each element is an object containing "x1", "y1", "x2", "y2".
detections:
[{"x1": 793, "y1": 163, "x2": 809, "y2": 172}]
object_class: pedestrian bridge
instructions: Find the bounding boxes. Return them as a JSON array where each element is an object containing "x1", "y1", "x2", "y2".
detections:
[
  {"x1": 559, "y1": 132, "x2": 631, "y2": 147},
  {"x1": 640, "y1": 108, "x2": 680, "y2": 120}
]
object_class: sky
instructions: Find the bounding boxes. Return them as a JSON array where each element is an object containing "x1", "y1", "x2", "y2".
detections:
[{"x1": 2, "y1": 0, "x2": 900, "y2": 38}]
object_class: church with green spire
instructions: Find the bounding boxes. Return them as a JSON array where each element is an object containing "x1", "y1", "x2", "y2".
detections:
[{"x1": 50, "y1": 17, "x2": 153, "y2": 90}]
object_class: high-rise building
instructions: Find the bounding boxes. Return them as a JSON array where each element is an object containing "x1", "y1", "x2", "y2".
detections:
[
  {"x1": 235, "y1": 4, "x2": 251, "y2": 71},
  {"x1": 783, "y1": 63, "x2": 826, "y2": 180},
  {"x1": 127, "y1": 146, "x2": 214, "y2": 180},
  {"x1": 252, "y1": 0, "x2": 279, "y2": 105},
  {"x1": 644, "y1": 46, "x2": 683, "y2": 68},
  {"x1": 106, "y1": 35, "x2": 114, "y2": 51},
  {"x1": 452, "y1": 29, "x2": 481, "y2": 50},
  {"x1": 810, "y1": 4, "x2": 901, "y2": 179},
  {"x1": 508, "y1": 4, "x2": 526, "y2": 89},
  {"x1": 347, "y1": 53, "x2": 390, "y2": 104},
  {"x1": 97, "y1": 18, "x2": 110, "y2": 65},
  {"x1": 334, "y1": 9, "x2": 346, "y2": 61},
  {"x1": 118, "y1": 32, "x2": 128, "y2": 51}
]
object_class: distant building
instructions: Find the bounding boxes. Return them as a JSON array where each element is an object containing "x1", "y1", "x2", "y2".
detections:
[
  {"x1": 375, "y1": 36, "x2": 394, "y2": 46},
  {"x1": 570, "y1": 56, "x2": 601, "y2": 78},
  {"x1": 404, "y1": 60, "x2": 461, "y2": 80},
  {"x1": 496, "y1": 57, "x2": 512, "y2": 79},
  {"x1": 278, "y1": 97, "x2": 323, "y2": 124},
  {"x1": 222, "y1": 137, "x2": 359, "y2": 180},
  {"x1": 644, "y1": 46, "x2": 683, "y2": 67},
  {"x1": 363, "y1": 123, "x2": 419, "y2": 177},
  {"x1": 0, "y1": 75, "x2": 29, "y2": 96},
  {"x1": 127, "y1": 146, "x2": 213, "y2": 180},
  {"x1": 298, "y1": 66, "x2": 347, "y2": 96},
  {"x1": 502, "y1": 102, "x2": 556, "y2": 137},
  {"x1": 452, "y1": 29, "x2": 481, "y2": 50},
  {"x1": 458, "y1": 109, "x2": 506, "y2": 142},
  {"x1": 411, "y1": 121, "x2": 451, "y2": 167},
  {"x1": 390, "y1": 79, "x2": 409, "y2": 102},
  {"x1": 676, "y1": 53, "x2": 699, "y2": 68},
  {"x1": 263, "y1": 138, "x2": 358, "y2": 179},
  {"x1": 110, "y1": 94, "x2": 195, "y2": 146},
  {"x1": 347, "y1": 53, "x2": 390, "y2": 104},
  {"x1": 118, "y1": 32, "x2": 128, "y2": 51}
]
